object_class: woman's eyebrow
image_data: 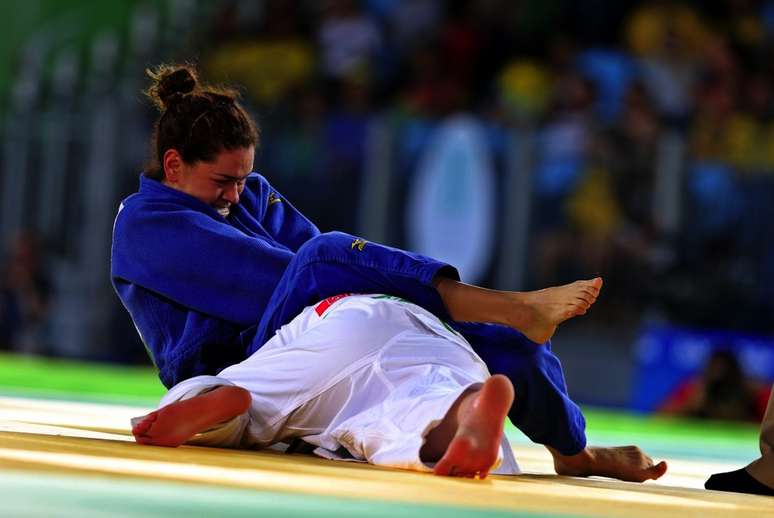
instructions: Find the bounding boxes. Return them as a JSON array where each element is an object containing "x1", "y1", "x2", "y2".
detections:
[{"x1": 214, "y1": 172, "x2": 250, "y2": 181}]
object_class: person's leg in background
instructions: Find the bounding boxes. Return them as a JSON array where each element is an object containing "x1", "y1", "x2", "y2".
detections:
[{"x1": 706, "y1": 385, "x2": 774, "y2": 496}]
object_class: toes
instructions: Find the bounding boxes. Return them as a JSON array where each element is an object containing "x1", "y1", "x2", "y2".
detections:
[
  {"x1": 570, "y1": 301, "x2": 590, "y2": 316},
  {"x1": 131, "y1": 412, "x2": 157, "y2": 437},
  {"x1": 575, "y1": 293, "x2": 594, "y2": 305},
  {"x1": 574, "y1": 277, "x2": 602, "y2": 291},
  {"x1": 434, "y1": 458, "x2": 454, "y2": 476},
  {"x1": 648, "y1": 461, "x2": 668, "y2": 480},
  {"x1": 434, "y1": 434, "x2": 498, "y2": 479}
]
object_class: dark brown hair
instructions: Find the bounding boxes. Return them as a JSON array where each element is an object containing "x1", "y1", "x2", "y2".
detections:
[{"x1": 144, "y1": 64, "x2": 258, "y2": 179}]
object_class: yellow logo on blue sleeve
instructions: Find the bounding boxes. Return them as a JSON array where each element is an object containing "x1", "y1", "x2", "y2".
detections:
[
  {"x1": 268, "y1": 192, "x2": 282, "y2": 205},
  {"x1": 351, "y1": 238, "x2": 367, "y2": 251}
]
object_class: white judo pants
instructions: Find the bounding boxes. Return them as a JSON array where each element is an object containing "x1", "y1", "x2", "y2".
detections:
[{"x1": 154, "y1": 294, "x2": 519, "y2": 474}]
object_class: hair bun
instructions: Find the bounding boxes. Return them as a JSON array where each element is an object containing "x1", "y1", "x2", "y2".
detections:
[{"x1": 145, "y1": 65, "x2": 198, "y2": 111}]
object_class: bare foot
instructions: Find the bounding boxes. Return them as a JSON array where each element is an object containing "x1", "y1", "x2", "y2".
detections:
[
  {"x1": 508, "y1": 277, "x2": 603, "y2": 343},
  {"x1": 550, "y1": 445, "x2": 668, "y2": 482},
  {"x1": 432, "y1": 375, "x2": 515, "y2": 478},
  {"x1": 132, "y1": 386, "x2": 251, "y2": 447}
]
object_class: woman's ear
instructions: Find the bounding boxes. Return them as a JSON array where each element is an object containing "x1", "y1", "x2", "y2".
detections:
[{"x1": 162, "y1": 149, "x2": 184, "y2": 184}]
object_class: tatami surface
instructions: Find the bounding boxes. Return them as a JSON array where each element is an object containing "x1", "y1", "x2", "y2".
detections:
[{"x1": 1, "y1": 396, "x2": 773, "y2": 517}]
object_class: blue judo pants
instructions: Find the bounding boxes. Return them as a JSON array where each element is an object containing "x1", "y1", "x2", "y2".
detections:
[
  {"x1": 451, "y1": 322, "x2": 586, "y2": 456},
  {"x1": 248, "y1": 231, "x2": 588, "y2": 457}
]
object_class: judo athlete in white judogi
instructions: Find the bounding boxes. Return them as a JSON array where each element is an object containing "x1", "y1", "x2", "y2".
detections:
[{"x1": 133, "y1": 294, "x2": 519, "y2": 477}]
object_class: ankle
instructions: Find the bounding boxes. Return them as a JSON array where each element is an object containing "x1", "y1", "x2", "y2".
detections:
[
  {"x1": 552, "y1": 447, "x2": 594, "y2": 475},
  {"x1": 501, "y1": 291, "x2": 530, "y2": 328}
]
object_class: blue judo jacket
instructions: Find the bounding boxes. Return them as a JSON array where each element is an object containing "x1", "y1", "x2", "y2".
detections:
[{"x1": 111, "y1": 174, "x2": 458, "y2": 388}]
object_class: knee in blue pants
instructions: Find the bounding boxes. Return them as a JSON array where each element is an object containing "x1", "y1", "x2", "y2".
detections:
[
  {"x1": 454, "y1": 322, "x2": 587, "y2": 456},
  {"x1": 250, "y1": 231, "x2": 453, "y2": 355}
]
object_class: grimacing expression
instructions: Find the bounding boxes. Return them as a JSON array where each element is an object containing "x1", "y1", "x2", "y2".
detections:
[{"x1": 164, "y1": 146, "x2": 255, "y2": 217}]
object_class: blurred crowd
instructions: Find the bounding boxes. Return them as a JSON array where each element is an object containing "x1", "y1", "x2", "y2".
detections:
[
  {"x1": 185, "y1": 0, "x2": 774, "y2": 333},
  {"x1": 3, "y1": 0, "x2": 774, "y2": 364}
]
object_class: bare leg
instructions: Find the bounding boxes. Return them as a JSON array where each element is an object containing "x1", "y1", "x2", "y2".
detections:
[
  {"x1": 506, "y1": 277, "x2": 603, "y2": 344},
  {"x1": 550, "y1": 445, "x2": 668, "y2": 482},
  {"x1": 421, "y1": 375, "x2": 515, "y2": 478},
  {"x1": 435, "y1": 277, "x2": 603, "y2": 344},
  {"x1": 132, "y1": 386, "x2": 251, "y2": 447}
]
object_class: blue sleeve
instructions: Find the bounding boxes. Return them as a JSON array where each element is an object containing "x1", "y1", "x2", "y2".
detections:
[
  {"x1": 243, "y1": 174, "x2": 320, "y2": 252},
  {"x1": 249, "y1": 231, "x2": 460, "y2": 353},
  {"x1": 112, "y1": 202, "x2": 294, "y2": 326},
  {"x1": 261, "y1": 189, "x2": 320, "y2": 252}
]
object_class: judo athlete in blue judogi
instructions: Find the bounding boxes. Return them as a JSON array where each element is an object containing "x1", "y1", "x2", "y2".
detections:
[{"x1": 112, "y1": 64, "x2": 667, "y2": 481}]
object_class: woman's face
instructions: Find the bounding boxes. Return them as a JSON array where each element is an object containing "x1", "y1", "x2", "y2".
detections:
[{"x1": 164, "y1": 146, "x2": 255, "y2": 217}]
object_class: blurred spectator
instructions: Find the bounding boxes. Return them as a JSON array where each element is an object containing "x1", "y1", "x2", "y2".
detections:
[
  {"x1": 204, "y1": 0, "x2": 315, "y2": 106},
  {"x1": 208, "y1": 0, "x2": 264, "y2": 42},
  {"x1": 530, "y1": 65, "x2": 597, "y2": 287},
  {"x1": 689, "y1": 37, "x2": 742, "y2": 165},
  {"x1": 718, "y1": 0, "x2": 767, "y2": 54},
  {"x1": 626, "y1": 0, "x2": 709, "y2": 123},
  {"x1": 691, "y1": 68, "x2": 774, "y2": 173},
  {"x1": 378, "y1": 0, "x2": 442, "y2": 54},
  {"x1": 436, "y1": 0, "x2": 484, "y2": 100},
  {"x1": 318, "y1": 0, "x2": 383, "y2": 81},
  {"x1": 661, "y1": 349, "x2": 769, "y2": 422},
  {"x1": 260, "y1": 83, "x2": 329, "y2": 228},
  {"x1": 606, "y1": 81, "x2": 661, "y2": 232},
  {"x1": 531, "y1": 75, "x2": 667, "y2": 317},
  {"x1": 398, "y1": 42, "x2": 466, "y2": 119},
  {"x1": 321, "y1": 73, "x2": 375, "y2": 232},
  {"x1": 497, "y1": 59, "x2": 552, "y2": 124},
  {"x1": 606, "y1": 82, "x2": 669, "y2": 311},
  {"x1": 626, "y1": 0, "x2": 709, "y2": 58},
  {"x1": 271, "y1": 85, "x2": 327, "y2": 184},
  {"x1": 535, "y1": 71, "x2": 596, "y2": 203},
  {"x1": 576, "y1": 49, "x2": 638, "y2": 123},
  {"x1": 0, "y1": 232, "x2": 52, "y2": 354}
]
